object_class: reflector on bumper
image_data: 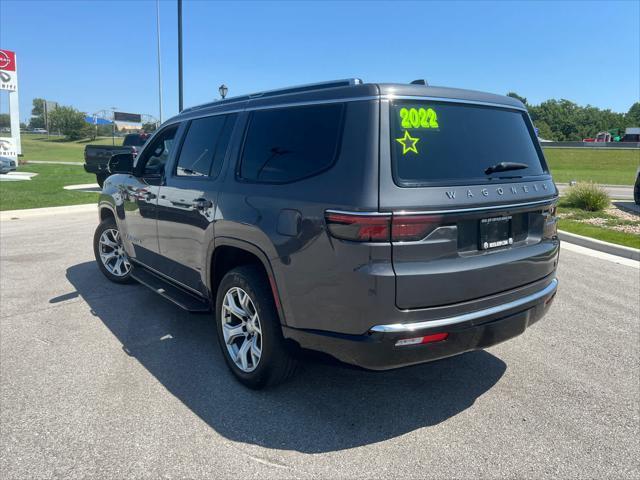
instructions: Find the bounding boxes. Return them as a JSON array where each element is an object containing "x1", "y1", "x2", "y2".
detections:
[{"x1": 395, "y1": 332, "x2": 449, "y2": 347}]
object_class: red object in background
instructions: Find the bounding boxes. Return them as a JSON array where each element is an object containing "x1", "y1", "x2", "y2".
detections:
[{"x1": 0, "y1": 50, "x2": 16, "y2": 71}]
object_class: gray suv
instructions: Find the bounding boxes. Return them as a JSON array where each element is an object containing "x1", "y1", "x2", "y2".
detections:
[{"x1": 94, "y1": 79, "x2": 559, "y2": 388}]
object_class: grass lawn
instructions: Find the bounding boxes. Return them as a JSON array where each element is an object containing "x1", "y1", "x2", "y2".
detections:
[
  {"x1": 543, "y1": 148, "x2": 639, "y2": 185},
  {"x1": 557, "y1": 201, "x2": 640, "y2": 249},
  {"x1": 0, "y1": 164, "x2": 98, "y2": 211},
  {"x1": 15, "y1": 133, "x2": 123, "y2": 163}
]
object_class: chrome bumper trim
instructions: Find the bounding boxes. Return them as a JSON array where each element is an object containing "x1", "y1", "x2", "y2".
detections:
[{"x1": 370, "y1": 278, "x2": 558, "y2": 333}]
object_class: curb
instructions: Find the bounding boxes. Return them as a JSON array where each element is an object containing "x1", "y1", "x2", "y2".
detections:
[
  {"x1": 27, "y1": 161, "x2": 84, "y2": 165},
  {"x1": 614, "y1": 202, "x2": 640, "y2": 216},
  {"x1": 558, "y1": 230, "x2": 640, "y2": 261},
  {"x1": 556, "y1": 183, "x2": 632, "y2": 188},
  {"x1": 0, "y1": 203, "x2": 97, "y2": 221}
]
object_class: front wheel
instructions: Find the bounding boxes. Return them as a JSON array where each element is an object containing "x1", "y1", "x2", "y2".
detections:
[
  {"x1": 93, "y1": 218, "x2": 134, "y2": 284},
  {"x1": 634, "y1": 175, "x2": 640, "y2": 205},
  {"x1": 215, "y1": 266, "x2": 297, "y2": 389}
]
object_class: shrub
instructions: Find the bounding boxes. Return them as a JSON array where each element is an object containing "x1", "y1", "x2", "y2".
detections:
[
  {"x1": 47, "y1": 105, "x2": 91, "y2": 140},
  {"x1": 564, "y1": 182, "x2": 610, "y2": 211}
]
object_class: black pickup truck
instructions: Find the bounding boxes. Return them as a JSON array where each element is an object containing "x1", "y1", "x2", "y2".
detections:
[{"x1": 84, "y1": 133, "x2": 149, "y2": 187}]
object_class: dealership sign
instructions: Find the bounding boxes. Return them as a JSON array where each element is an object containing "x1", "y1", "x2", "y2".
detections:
[
  {"x1": 0, "y1": 49, "x2": 18, "y2": 92},
  {"x1": 0, "y1": 137, "x2": 17, "y2": 158},
  {"x1": 0, "y1": 48, "x2": 21, "y2": 158}
]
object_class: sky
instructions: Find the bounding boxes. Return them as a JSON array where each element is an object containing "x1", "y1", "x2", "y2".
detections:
[{"x1": 1, "y1": 0, "x2": 638, "y2": 124}]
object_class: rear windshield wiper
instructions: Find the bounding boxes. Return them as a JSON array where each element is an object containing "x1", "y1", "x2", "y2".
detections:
[{"x1": 484, "y1": 162, "x2": 529, "y2": 175}]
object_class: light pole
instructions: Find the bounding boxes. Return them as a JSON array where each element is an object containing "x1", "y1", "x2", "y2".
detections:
[
  {"x1": 177, "y1": 0, "x2": 183, "y2": 112},
  {"x1": 219, "y1": 84, "x2": 228, "y2": 100},
  {"x1": 156, "y1": 0, "x2": 163, "y2": 123},
  {"x1": 110, "y1": 107, "x2": 118, "y2": 146}
]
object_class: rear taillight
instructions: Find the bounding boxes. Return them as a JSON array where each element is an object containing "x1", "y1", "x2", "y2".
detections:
[
  {"x1": 325, "y1": 212, "x2": 390, "y2": 242},
  {"x1": 543, "y1": 204, "x2": 558, "y2": 239},
  {"x1": 391, "y1": 215, "x2": 441, "y2": 242},
  {"x1": 325, "y1": 211, "x2": 441, "y2": 242}
]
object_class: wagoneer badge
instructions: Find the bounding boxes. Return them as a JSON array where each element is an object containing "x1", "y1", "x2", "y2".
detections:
[{"x1": 444, "y1": 182, "x2": 551, "y2": 200}]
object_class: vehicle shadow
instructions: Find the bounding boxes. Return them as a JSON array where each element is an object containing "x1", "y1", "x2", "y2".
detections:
[{"x1": 64, "y1": 261, "x2": 507, "y2": 453}]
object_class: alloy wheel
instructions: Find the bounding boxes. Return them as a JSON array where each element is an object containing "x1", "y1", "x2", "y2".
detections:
[
  {"x1": 221, "y1": 287, "x2": 262, "y2": 372},
  {"x1": 98, "y1": 228, "x2": 131, "y2": 277}
]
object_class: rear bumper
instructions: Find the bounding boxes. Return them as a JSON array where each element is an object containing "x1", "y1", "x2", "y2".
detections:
[{"x1": 283, "y1": 278, "x2": 558, "y2": 370}]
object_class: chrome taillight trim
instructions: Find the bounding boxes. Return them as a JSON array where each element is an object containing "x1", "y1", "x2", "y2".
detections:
[{"x1": 326, "y1": 198, "x2": 557, "y2": 218}]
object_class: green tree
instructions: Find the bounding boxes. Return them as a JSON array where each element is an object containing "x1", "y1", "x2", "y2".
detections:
[
  {"x1": 507, "y1": 92, "x2": 528, "y2": 106},
  {"x1": 97, "y1": 124, "x2": 113, "y2": 137},
  {"x1": 142, "y1": 122, "x2": 157, "y2": 133},
  {"x1": 0, "y1": 113, "x2": 10, "y2": 129},
  {"x1": 533, "y1": 120, "x2": 554, "y2": 140},
  {"x1": 626, "y1": 102, "x2": 640, "y2": 127},
  {"x1": 31, "y1": 98, "x2": 45, "y2": 117},
  {"x1": 28, "y1": 115, "x2": 45, "y2": 129},
  {"x1": 28, "y1": 98, "x2": 46, "y2": 129},
  {"x1": 48, "y1": 106, "x2": 91, "y2": 140}
]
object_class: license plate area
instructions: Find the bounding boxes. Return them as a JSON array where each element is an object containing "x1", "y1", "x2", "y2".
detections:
[{"x1": 479, "y1": 216, "x2": 513, "y2": 250}]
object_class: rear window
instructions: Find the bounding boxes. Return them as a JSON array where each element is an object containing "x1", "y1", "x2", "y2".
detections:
[
  {"x1": 123, "y1": 134, "x2": 148, "y2": 147},
  {"x1": 390, "y1": 101, "x2": 546, "y2": 186},
  {"x1": 239, "y1": 103, "x2": 344, "y2": 183}
]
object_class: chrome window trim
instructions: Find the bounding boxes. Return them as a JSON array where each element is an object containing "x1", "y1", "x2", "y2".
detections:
[
  {"x1": 370, "y1": 278, "x2": 558, "y2": 333},
  {"x1": 325, "y1": 198, "x2": 557, "y2": 218},
  {"x1": 381, "y1": 95, "x2": 527, "y2": 111}
]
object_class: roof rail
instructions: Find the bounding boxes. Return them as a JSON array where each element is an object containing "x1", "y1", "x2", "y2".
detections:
[
  {"x1": 247, "y1": 78, "x2": 362, "y2": 99},
  {"x1": 182, "y1": 78, "x2": 363, "y2": 114}
]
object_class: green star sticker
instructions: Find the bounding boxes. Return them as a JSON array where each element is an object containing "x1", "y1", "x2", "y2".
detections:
[{"x1": 395, "y1": 130, "x2": 420, "y2": 155}]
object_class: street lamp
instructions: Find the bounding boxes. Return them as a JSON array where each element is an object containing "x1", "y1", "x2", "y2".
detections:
[
  {"x1": 110, "y1": 107, "x2": 118, "y2": 146},
  {"x1": 219, "y1": 84, "x2": 228, "y2": 100}
]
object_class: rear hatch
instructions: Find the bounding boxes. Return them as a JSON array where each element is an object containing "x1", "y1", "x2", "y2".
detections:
[{"x1": 380, "y1": 99, "x2": 559, "y2": 309}]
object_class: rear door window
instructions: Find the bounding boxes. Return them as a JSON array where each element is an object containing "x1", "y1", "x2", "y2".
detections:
[
  {"x1": 390, "y1": 101, "x2": 547, "y2": 186},
  {"x1": 175, "y1": 114, "x2": 237, "y2": 178},
  {"x1": 239, "y1": 104, "x2": 344, "y2": 183}
]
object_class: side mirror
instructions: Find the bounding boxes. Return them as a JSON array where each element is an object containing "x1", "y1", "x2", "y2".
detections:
[{"x1": 108, "y1": 153, "x2": 135, "y2": 174}]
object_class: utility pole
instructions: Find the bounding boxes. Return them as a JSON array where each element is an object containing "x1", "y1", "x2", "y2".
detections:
[
  {"x1": 177, "y1": 0, "x2": 183, "y2": 112},
  {"x1": 156, "y1": 0, "x2": 163, "y2": 124},
  {"x1": 111, "y1": 107, "x2": 117, "y2": 146},
  {"x1": 43, "y1": 100, "x2": 48, "y2": 138}
]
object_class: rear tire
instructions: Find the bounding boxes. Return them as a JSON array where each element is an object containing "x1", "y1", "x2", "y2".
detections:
[
  {"x1": 634, "y1": 174, "x2": 640, "y2": 205},
  {"x1": 215, "y1": 265, "x2": 297, "y2": 389},
  {"x1": 93, "y1": 217, "x2": 134, "y2": 284}
]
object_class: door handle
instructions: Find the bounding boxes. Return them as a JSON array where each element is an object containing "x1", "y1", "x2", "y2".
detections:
[{"x1": 192, "y1": 198, "x2": 212, "y2": 210}]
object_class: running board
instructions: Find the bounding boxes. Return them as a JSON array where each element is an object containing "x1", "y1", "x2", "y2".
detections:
[{"x1": 130, "y1": 265, "x2": 211, "y2": 312}]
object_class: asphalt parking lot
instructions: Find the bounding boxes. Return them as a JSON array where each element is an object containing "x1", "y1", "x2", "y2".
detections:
[{"x1": 1, "y1": 208, "x2": 639, "y2": 479}]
